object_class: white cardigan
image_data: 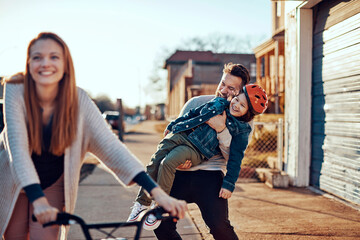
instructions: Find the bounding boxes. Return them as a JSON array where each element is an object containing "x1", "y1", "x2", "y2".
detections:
[{"x1": 0, "y1": 83, "x2": 145, "y2": 239}]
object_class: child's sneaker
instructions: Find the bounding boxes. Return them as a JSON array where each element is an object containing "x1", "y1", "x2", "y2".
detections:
[
  {"x1": 143, "y1": 213, "x2": 162, "y2": 230},
  {"x1": 127, "y1": 202, "x2": 148, "y2": 222},
  {"x1": 143, "y1": 203, "x2": 162, "y2": 230}
]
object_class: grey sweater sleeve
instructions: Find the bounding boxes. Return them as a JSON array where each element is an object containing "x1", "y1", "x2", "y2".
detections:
[
  {"x1": 79, "y1": 89, "x2": 145, "y2": 186},
  {"x1": 3, "y1": 83, "x2": 40, "y2": 188}
]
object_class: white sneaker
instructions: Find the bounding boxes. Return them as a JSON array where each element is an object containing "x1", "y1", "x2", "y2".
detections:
[
  {"x1": 143, "y1": 203, "x2": 162, "y2": 231},
  {"x1": 143, "y1": 213, "x2": 162, "y2": 230},
  {"x1": 127, "y1": 202, "x2": 148, "y2": 222}
]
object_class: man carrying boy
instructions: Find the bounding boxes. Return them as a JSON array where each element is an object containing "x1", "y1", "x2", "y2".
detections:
[{"x1": 154, "y1": 63, "x2": 251, "y2": 240}]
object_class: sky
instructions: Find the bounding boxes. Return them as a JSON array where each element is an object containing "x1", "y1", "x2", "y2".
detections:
[{"x1": 0, "y1": 0, "x2": 271, "y2": 108}]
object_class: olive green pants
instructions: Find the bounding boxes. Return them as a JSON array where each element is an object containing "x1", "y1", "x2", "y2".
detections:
[{"x1": 136, "y1": 132, "x2": 203, "y2": 206}]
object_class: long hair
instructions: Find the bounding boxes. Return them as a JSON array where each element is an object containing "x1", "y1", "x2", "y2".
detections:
[{"x1": 6, "y1": 32, "x2": 78, "y2": 156}]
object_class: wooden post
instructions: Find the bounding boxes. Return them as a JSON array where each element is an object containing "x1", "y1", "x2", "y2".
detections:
[
  {"x1": 116, "y1": 98, "x2": 124, "y2": 141},
  {"x1": 274, "y1": 40, "x2": 279, "y2": 114},
  {"x1": 256, "y1": 57, "x2": 261, "y2": 83}
]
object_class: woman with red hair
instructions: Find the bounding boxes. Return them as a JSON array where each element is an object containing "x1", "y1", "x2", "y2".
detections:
[{"x1": 0, "y1": 32, "x2": 186, "y2": 240}]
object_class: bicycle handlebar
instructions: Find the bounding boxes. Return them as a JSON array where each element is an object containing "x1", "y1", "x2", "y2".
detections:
[
  {"x1": 32, "y1": 207, "x2": 178, "y2": 240},
  {"x1": 32, "y1": 212, "x2": 86, "y2": 228}
]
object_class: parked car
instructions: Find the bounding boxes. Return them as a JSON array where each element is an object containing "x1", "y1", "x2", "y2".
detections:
[{"x1": 102, "y1": 111, "x2": 120, "y2": 130}]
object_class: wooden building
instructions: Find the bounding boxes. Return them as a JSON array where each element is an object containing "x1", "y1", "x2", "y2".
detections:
[
  {"x1": 279, "y1": 0, "x2": 360, "y2": 205},
  {"x1": 253, "y1": 1, "x2": 285, "y2": 114},
  {"x1": 164, "y1": 51, "x2": 256, "y2": 119}
]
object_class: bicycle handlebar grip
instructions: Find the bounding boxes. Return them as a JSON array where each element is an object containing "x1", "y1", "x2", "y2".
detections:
[
  {"x1": 151, "y1": 206, "x2": 179, "y2": 222},
  {"x1": 32, "y1": 212, "x2": 72, "y2": 228},
  {"x1": 43, "y1": 221, "x2": 57, "y2": 228}
]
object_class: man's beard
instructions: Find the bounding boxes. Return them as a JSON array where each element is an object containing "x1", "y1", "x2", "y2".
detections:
[{"x1": 215, "y1": 90, "x2": 225, "y2": 98}]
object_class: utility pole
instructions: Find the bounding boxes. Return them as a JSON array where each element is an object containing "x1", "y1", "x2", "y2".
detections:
[{"x1": 116, "y1": 98, "x2": 124, "y2": 141}]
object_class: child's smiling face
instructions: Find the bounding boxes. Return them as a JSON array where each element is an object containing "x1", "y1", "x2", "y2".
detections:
[{"x1": 229, "y1": 93, "x2": 249, "y2": 117}]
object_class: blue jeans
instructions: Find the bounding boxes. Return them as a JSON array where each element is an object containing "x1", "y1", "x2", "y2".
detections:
[{"x1": 154, "y1": 170, "x2": 238, "y2": 240}]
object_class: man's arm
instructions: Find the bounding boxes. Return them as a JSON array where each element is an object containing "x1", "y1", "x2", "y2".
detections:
[{"x1": 206, "y1": 111, "x2": 227, "y2": 133}]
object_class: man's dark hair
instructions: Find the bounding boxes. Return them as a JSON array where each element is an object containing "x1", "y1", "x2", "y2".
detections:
[{"x1": 223, "y1": 63, "x2": 250, "y2": 86}]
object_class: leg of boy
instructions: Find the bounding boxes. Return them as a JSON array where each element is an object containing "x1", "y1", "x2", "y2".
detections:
[
  {"x1": 136, "y1": 132, "x2": 194, "y2": 205},
  {"x1": 157, "y1": 144, "x2": 202, "y2": 195}
]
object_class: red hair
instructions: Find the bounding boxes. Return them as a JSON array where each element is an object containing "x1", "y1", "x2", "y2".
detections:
[{"x1": 6, "y1": 32, "x2": 78, "y2": 155}]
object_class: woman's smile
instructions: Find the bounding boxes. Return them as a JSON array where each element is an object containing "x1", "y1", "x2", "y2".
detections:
[{"x1": 29, "y1": 39, "x2": 65, "y2": 87}]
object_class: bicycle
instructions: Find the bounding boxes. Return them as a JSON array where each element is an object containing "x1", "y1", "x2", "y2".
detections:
[{"x1": 32, "y1": 207, "x2": 176, "y2": 240}]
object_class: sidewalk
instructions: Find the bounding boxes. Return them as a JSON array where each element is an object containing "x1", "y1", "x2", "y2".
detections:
[
  {"x1": 70, "y1": 120, "x2": 360, "y2": 240},
  {"x1": 68, "y1": 121, "x2": 202, "y2": 240}
]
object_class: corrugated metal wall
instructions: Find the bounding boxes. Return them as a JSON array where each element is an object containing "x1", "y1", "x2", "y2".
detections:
[{"x1": 311, "y1": 0, "x2": 360, "y2": 204}]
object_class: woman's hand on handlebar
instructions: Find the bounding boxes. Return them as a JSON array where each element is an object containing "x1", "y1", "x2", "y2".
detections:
[
  {"x1": 150, "y1": 187, "x2": 187, "y2": 219},
  {"x1": 32, "y1": 196, "x2": 59, "y2": 224}
]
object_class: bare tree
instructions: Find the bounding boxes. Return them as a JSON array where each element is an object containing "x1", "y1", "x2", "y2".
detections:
[
  {"x1": 92, "y1": 94, "x2": 116, "y2": 113},
  {"x1": 177, "y1": 33, "x2": 266, "y2": 53},
  {"x1": 146, "y1": 33, "x2": 267, "y2": 104},
  {"x1": 145, "y1": 47, "x2": 171, "y2": 104}
]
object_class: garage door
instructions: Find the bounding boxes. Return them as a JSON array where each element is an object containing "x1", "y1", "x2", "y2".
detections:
[{"x1": 311, "y1": 0, "x2": 360, "y2": 204}]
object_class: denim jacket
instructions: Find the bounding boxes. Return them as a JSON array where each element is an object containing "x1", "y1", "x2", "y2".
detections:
[{"x1": 166, "y1": 97, "x2": 251, "y2": 192}]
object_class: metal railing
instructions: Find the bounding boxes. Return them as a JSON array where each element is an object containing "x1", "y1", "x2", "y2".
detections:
[{"x1": 239, "y1": 119, "x2": 284, "y2": 179}]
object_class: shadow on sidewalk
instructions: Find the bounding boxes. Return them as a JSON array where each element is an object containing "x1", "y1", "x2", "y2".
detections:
[
  {"x1": 240, "y1": 195, "x2": 360, "y2": 223},
  {"x1": 80, "y1": 164, "x2": 97, "y2": 183},
  {"x1": 125, "y1": 131, "x2": 152, "y2": 135}
]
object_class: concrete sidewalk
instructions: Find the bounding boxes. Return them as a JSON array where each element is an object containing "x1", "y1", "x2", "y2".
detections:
[
  {"x1": 193, "y1": 182, "x2": 360, "y2": 240},
  {"x1": 70, "y1": 120, "x2": 360, "y2": 240},
  {"x1": 68, "y1": 121, "x2": 202, "y2": 240}
]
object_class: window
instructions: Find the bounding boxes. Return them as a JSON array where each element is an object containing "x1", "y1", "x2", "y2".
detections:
[
  {"x1": 250, "y1": 63, "x2": 256, "y2": 77},
  {"x1": 276, "y1": 2, "x2": 281, "y2": 17}
]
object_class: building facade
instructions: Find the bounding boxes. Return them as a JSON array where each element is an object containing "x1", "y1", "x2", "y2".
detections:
[
  {"x1": 164, "y1": 51, "x2": 256, "y2": 119},
  {"x1": 254, "y1": 1, "x2": 285, "y2": 114},
  {"x1": 280, "y1": 0, "x2": 360, "y2": 205}
]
